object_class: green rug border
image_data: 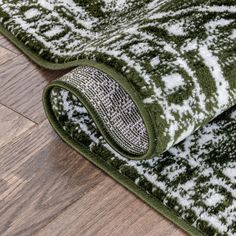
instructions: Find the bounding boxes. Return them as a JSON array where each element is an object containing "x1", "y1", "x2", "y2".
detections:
[{"x1": 0, "y1": 25, "x2": 206, "y2": 236}]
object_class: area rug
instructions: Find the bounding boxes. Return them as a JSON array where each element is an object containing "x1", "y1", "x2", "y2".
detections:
[{"x1": 1, "y1": 0, "x2": 236, "y2": 235}]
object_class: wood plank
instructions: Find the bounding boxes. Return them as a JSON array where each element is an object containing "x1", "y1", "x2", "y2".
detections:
[
  {"x1": 36, "y1": 177, "x2": 185, "y2": 236},
  {"x1": 0, "y1": 120, "x2": 106, "y2": 236},
  {"x1": 0, "y1": 54, "x2": 70, "y2": 124},
  {"x1": 0, "y1": 119, "x2": 185, "y2": 236},
  {"x1": 0, "y1": 104, "x2": 35, "y2": 148},
  {"x1": 172, "y1": 229, "x2": 188, "y2": 236},
  {"x1": 0, "y1": 46, "x2": 17, "y2": 65},
  {"x1": 0, "y1": 34, "x2": 21, "y2": 55}
]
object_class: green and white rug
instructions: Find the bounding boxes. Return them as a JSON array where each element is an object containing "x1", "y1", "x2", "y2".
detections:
[{"x1": 1, "y1": 0, "x2": 236, "y2": 235}]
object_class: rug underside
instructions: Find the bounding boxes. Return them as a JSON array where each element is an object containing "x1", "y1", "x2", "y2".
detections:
[{"x1": 1, "y1": 0, "x2": 236, "y2": 235}]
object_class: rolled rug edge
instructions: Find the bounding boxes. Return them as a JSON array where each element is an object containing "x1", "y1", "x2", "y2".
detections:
[{"x1": 43, "y1": 61, "x2": 158, "y2": 160}]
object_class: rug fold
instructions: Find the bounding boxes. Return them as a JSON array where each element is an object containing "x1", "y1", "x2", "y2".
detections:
[{"x1": 44, "y1": 65, "x2": 154, "y2": 160}]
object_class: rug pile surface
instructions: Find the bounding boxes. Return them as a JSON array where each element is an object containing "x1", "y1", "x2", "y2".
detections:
[{"x1": 1, "y1": 0, "x2": 236, "y2": 235}]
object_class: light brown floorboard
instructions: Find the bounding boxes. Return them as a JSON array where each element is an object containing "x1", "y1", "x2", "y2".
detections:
[
  {"x1": 0, "y1": 104, "x2": 35, "y2": 148},
  {"x1": 36, "y1": 177, "x2": 180, "y2": 236},
  {"x1": 0, "y1": 52, "x2": 70, "y2": 124},
  {"x1": 0, "y1": 46, "x2": 17, "y2": 65},
  {"x1": 0, "y1": 120, "x2": 186, "y2": 236},
  {"x1": 0, "y1": 35, "x2": 22, "y2": 55},
  {"x1": 0, "y1": 121, "x2": 106, "y2": 236}
]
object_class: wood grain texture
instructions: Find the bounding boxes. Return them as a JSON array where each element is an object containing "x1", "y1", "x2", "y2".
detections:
[
  {"x1": 0, "y1": 104, "x2": 35, "y2": 147},
  {"x1": 36, "y1": 176, "x2": 181, "y2": 236},
  {"x1": 0, "y1": 33, "x2": 186, "y2": 236},
  {"x1": 0, "y1": 121, "x2": 106, "y2": 236},
  {"x1": 0, "y1": 54, "x2": 70, "y2": 124},
  {"x1": 0, "y1": 46, "x2": 17, "y2": 65},
  {"x1": 0, "y1": 120, "x2": 186, "y2": 236},
  {"x1": 0, "y1": 35, "x2": 21, "y2": 54}
]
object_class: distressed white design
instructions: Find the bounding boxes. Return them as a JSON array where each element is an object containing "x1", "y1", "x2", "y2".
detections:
[
  {"x1": 199, "y1": 45, "x2": 230, "y2": 107},
  {"x1": 44, "y1": 26, "x2": 64, "y2": 38},
  {"x1": 163, "y1": 20, "x2": 186, "y2": 36},
  {"x1": 24, "y1": 8, "x2": 41, "y2": 19},
  {"x1": 150, "y1": 56, "x2": 160, "y2": 67},
  {"x1": 162, "y1": 73, "x2": 185, "y2": 92},
  {"x1": 205, "y1": 18, "x2": 234, "y2": 32},
  {"x1": 230, "y1": 29, "x2": 236, "y2": 39}
]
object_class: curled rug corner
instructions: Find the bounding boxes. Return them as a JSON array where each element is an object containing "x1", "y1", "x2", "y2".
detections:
[
  {"x1": 44, "y1": 65, "x2": 153, "y2": 160},
  {"x1": 1, "y1": 0, "x2": 236, "y2": 235}
]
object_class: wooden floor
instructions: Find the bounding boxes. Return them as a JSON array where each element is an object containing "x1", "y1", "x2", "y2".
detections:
[{"x1": 0, "y1": 34, "x2": 186, "y2": 236}]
